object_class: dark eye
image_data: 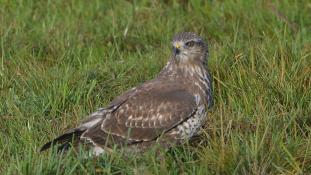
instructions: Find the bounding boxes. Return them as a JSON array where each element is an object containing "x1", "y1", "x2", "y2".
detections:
[{"x1": 185, "y1": 41, "x2": 195, "y2": 47}]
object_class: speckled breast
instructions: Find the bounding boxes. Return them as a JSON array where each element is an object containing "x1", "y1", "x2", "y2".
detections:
[{"x1": 167, "y1": 104, "x2": 207, "y2": 141}]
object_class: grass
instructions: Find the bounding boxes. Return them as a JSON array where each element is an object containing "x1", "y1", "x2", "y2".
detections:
[{"x1": 0, "y1": 0, "x2": 310, "y2": 174}]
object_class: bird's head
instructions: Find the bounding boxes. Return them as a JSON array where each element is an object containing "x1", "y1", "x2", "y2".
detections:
[{"x1": 171, "y1": 32, "x2": 208, "y2": 65}]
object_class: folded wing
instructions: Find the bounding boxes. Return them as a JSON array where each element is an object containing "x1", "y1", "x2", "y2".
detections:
[{"x1": 81, "y1": 87, "x2": 197, "y2": 146}]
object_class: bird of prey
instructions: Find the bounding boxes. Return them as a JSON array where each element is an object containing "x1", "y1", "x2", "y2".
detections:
[{"x1": 40, "y1": 32, "x2": 213, "y2": 156}]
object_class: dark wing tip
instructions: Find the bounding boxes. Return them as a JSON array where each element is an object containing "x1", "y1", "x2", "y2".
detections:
[
  {"x1": 39, "y1": 129, "x2": 85, "y2": 153},
  {"x1": 39, "y1": 141, "x2": 53, "y2": 152}
]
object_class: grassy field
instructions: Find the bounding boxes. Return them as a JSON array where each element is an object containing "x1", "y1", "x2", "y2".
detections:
[{"x1": 1, "y1": 0, "x2": 311, "y2": 174}]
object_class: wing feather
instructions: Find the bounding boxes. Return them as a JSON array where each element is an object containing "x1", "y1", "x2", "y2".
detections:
[
  {"x1": 81, "y1": 81, "x2": 197, "y2": 147},
  {"x1": 101, "y1": 88, "x2": 197, "y2": 141}
]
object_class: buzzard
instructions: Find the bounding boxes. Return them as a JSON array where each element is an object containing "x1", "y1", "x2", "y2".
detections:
[{"x1": 40, "y1": 32, "x2": 213, "y2": 155}]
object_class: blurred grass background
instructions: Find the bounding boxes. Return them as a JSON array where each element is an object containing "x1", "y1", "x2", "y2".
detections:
[{"x1": 0, "y1": 0, "x2": 311, "y2": 174}]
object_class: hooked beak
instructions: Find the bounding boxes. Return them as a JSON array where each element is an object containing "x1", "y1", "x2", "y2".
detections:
[
  {"x1": 173, "y1": 47, "x2": 180, "y2": 56},
  {"x1": 173, "y1": 42, "x2": 181, "y2": 56}
]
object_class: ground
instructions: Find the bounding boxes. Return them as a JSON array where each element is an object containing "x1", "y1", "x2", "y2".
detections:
[{"x1": 0, "y1": 0, "x2": 311, "y2": 174}]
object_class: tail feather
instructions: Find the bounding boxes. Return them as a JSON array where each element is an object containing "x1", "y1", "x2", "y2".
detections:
[
  {"x1": 40, "y1": 129, "x2": 85, "y2": 152},
  {"x1": 40, "y1": 108, "x2": 108, "y2": 153}
]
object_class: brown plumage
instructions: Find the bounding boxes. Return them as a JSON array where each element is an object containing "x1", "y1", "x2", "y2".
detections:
[{"x1": 40, "y1": 32, "x2": 213, "y2": 155}]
